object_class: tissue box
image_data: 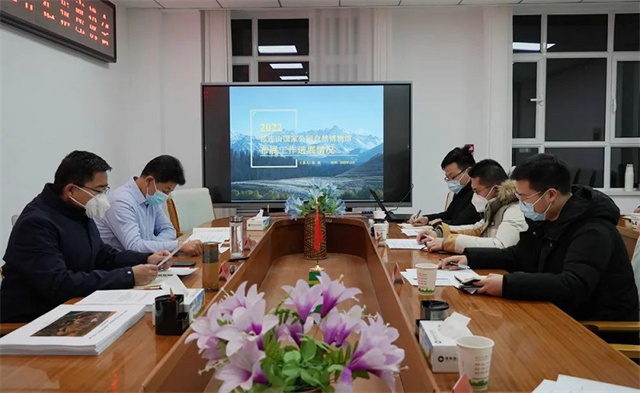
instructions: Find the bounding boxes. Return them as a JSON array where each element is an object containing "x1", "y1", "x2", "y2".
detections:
[
  {"x1": 181, "y1": 288, "x2": 205, "y2": 323},
  {"x1": 418, "y1": 320, "x2": 473, "y2": 372},
  {"x1": 247, "y1": 216, "x2": 271, "y2": 231}
]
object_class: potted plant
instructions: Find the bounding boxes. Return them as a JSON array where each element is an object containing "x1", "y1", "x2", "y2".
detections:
[
  {"x1": 187, "y1": 272, "x2": 405, "y2": 393},
  {"x1": 284, "y1": 180, "x2": 346, "y2": 260}
]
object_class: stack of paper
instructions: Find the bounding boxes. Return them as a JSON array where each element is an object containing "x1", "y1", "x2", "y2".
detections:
[
  {"x1": 398, "y1": 223, "x2": 432, "y2": 230},
  {"x1": 532, "y1": 375, "x2": 639, "y2": 392},
  {"x1": 401, "y1": 268, "x2": 479, "y2": 287},
  {"x1": 400, "y1": 228, "x2": 423, "y2": 237},
  {"x1": 0, "y1": 305, "x2": 145, "y2": 356},
  {"x1": 188, "y1": 227, "x2": 230, "y2": 243},
  {"x1": 77, "y1": 287, "x2": 203, "y2": 312}
]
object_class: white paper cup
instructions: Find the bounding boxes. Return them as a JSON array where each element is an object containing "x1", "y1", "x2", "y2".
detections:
[
  {"x1": 415, "y1": 263, "x2": 437, "y2": 294},
  {"x1": 456, "y1": 335, "x2": 495, "y2": 391},
  {"x1": 373, "y1": 223, "x2": 388, "y2": 244}
]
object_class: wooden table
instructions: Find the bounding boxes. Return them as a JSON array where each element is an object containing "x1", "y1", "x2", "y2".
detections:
[{"x1": 1, "y1": 217, "x2": 639, "y2": 393}]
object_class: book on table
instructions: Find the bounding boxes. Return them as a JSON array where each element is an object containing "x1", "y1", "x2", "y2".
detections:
[{"x1": 0, "y1": 304, "x2": 145, "y2": 356}]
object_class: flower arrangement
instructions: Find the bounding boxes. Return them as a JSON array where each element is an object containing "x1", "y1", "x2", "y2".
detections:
[
  {"x1": 187, "y1": 272, "x2": 405, "y2": 393},
  {"x1": 285, "y1": 180, "x2": 346, "y2": 220}
]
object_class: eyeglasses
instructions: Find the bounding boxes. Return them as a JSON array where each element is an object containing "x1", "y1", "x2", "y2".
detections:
[
  {"x1": 444, "y1": 169, "x2": 466, "y2": 182},
  {"x1": 516, "y1": 190, "x2": 543, "y2": 202},
  {"x1": 473, "y1": 185, "x2": 495, "y2": 196},
  {"x1": 77, "y1": 185, "x2": 110, "y2": 195}
]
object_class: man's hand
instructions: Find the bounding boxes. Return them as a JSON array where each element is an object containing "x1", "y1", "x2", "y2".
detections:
[
  {"x1": 438, "y1": 255, "x2": 467, "y2": 270},
  {"x1": 417, "y1": 228, "x2": 438, "y2": 244},
  {"x1": 180, "y1": 240, "x2": 203, "y2": 256},
  {"x1": 132, "y1": 264, "x2": 158, "y2": 286},
  {"x1": 476, "y1": 273, "x2": 504, "y2": 297},
  {"x1": 426, "y1": 237, "x2": 444, "y2": 252},
  {"x1": 410, "y1": 216, "x2": 429, "y2": 226},
  {"x1": 147, "y1": 250, "x2": 171, "y2": 269}
]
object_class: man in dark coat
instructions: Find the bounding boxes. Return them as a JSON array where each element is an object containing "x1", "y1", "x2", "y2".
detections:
[
  {"x1": 1, "y1": 151, "x2": 170, "y2": 323},
  {"x1": 440, "y1": 154, "x2": 638, "y2": 322}
]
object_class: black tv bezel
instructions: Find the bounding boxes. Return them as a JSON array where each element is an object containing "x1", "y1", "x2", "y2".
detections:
[
  {"x1": 201, "y1": 81, "x2": 413, "y2": 209},
  {"x1": 0, "y1": 0, "x2": 117, "y2": 63}
]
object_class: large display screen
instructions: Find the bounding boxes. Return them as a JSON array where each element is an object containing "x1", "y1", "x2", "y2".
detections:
[
  {"x1": 203, "y1": 83, "x2": 412, "y2": 208},
  {"x1": 0, "y1": 0, "x2": 116, "y2": 62}
]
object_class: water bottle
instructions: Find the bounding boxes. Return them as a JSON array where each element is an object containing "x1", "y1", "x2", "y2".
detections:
[
  {"x1": 624, "y1": 164, "x2": 634, "y2": 192},
  {"x1": 230, "y1": 215, "x2": 244, "y2": 259}
]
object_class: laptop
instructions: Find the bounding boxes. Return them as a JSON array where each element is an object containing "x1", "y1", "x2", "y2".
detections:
[{"x1": 368, "y1": 188, "x2": 414, "y2": 223}]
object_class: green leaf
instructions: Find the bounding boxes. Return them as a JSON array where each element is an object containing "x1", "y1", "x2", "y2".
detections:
[
  {"x1": 283, "y1": 350, "x2": 301, "y2": 364},
  {"x1": 300, "y1": 369, "x2": 321, "y2": 387},
  {"x1": 282, "y1": 368, "x2": 300, "y2": 378},
  {"x1": 327, "y1": 364, "x2": 343, "y2": 374},
  {"x1": 300, "y1": 339, "x2": 317, "y2": 361},
  {"x1": 352, "y1": 370, "x2": 370, "y2": 380}
]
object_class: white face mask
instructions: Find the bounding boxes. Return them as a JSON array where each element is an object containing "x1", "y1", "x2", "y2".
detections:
[
  {"x1": 471, "y1": 186, "x2": 496, "y2": 213},
  {"x1": 70, "y1": 186, "x2": 111, "y2": 219}
]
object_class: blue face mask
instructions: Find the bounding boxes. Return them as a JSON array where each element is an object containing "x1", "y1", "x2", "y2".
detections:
[
  {"x1": 146, "y1": 180, "x2": 169, "y2": 206},
  {"x1": 519, "y1": 191, "x2": 550, "y2": 221},
  {"x1": 447, "y1": 180, "x2": 464, "y2": 194}
]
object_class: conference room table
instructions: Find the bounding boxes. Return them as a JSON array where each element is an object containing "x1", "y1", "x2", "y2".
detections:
[{"x1": 0, "y1": 215, "x2": 639, "y2": 393}]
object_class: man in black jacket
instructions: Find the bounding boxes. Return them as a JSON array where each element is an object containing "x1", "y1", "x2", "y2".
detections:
[
  {"x1": 440, "y1": 154, "x2": 638, "y2": 322},
  {"x1": 1, "y1": 151, "x2": 170, "y2": 323},
  {"x1": 410, "y1": 145, "x2": 482, "y2": 226}
]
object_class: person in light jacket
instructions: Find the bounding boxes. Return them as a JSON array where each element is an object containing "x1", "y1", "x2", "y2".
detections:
[{"x1": 418, "y1": 159, "x2": 527, "y2": 254}]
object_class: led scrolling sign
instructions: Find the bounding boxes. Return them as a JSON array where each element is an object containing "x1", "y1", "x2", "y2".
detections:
[{"x1": 1, "y1": 0, "x2": 116, "y2": 63}]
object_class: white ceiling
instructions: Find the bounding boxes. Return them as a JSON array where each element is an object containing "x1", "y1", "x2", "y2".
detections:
[{"x1": 112, "y1": 0, "x2": 640, "y2": 8}]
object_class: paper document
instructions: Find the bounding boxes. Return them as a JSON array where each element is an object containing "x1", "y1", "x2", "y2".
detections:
[
  {"x1": 532, "y1": 375, "x2": 640, "y2": 392},
  {"x1": 188, "y1": 227, "x2": 230, "y2": 243},
  {"x1": 163, "y1": 267, "x2": 197, "y2": 276},
  {"x1": 157, "y1": 243, "x2": 182, "y2": 269},
  {"x1": 398, "y1": 223, "x2": 433, "y2": 230},
  {"x1": 386, "y1": 239, "x2": 424, "y2": 250},
  {"x1": 400, "y1": 228, "x2": 423, "y2": 237},
  {"x1": 401, "y1": 268, "x2": 479, "y2": 287},
  {"x1": 77, "y1": 290, "x2": 163, "y2": 310}
]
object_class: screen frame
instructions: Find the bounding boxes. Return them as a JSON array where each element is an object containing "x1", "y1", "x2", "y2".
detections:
[
  {"x1": 201, "y1": 81, "x2": 413, "y2": 209},
  {"x1": 0, "y1": 0, "x2": 117, "y2": 63}
]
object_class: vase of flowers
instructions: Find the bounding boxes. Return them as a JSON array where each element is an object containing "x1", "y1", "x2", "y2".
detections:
[
  {"x1": 284, "y1": 180, "x2": 346, "y2": 260},
  {"x1": 187, "y1": 272, "x2": 405, "y2": 393}
]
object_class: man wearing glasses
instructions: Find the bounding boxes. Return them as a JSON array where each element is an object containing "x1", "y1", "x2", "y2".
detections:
[
  {"x1": 95, "y1": 155, "x2": 202, "y2": 256},
  {"x1": 441, "y1": 154, "x2": 638, "y2": 322},
  {"x1": 1, "y1": 151, "x2": 169, "y2": 323}
]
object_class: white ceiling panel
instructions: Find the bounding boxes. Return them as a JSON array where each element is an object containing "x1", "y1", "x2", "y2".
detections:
[
  {"x1": 340, "y1": 0, "x2": 400, "y2": 6},
  {"x1": 111, "y1": 0, "x2": 162, "y2": 8},
  {"x1": 400, "y1": 0, "x2": 460, "y2": 5},
  {"x1": 280, "y1": 0, "x2": 339, "y2": 6},
  {"x1": 218, "y1": 0, "x2": 280, "y2": 8},
  {"x1": 157, "y1": 0, "x2": 222, "y2": 8},
  {"x1": 460, "y1": 0, "x2": 520, "y2": 4}
]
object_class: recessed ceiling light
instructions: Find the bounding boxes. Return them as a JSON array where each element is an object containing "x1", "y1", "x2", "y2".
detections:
[
  {"x1": 270, "y1": 63, "x2": 304, "y2": 69},
  {"x1": 512, "y1": 42, "x2": 556, "y2": 51},
  {"x1": 280, "y1": 75, "x2": 308, "y2": 81},
  {"x1": 258, "y1": 45, "x2": 297, "y2": 54}
]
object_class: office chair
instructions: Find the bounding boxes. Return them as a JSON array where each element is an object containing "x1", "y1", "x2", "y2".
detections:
[{"x1": 167, "y1": 188, "x2": 216, "y2": 236}]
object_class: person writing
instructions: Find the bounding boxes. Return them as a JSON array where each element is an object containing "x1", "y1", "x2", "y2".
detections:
[
  {"x1": 95, "y1": 155, "x2": 202, "y2": 255},
  {"x1": 410, "y1": 145, "x2": 481, "y2": 226},
  {"x1": 417, "y1": 159, "x2": 527, "y2": 254},
  {"x1": 439, "y1": 154, "x2": 638, "y2": 321},
  {"x1": 1, "y1": 151, "x2": 169, "y2": 323}
]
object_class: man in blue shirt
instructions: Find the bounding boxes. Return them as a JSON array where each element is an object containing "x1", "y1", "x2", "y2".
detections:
[
  {"x1": 1, "y1": 151, "x2": 169, "y2": 323},
  {"x1": 95, "y1": 155, "x2": 203, "y2": 255}
]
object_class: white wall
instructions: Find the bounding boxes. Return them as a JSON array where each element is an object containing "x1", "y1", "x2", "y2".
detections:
[
  {"x1": 0, "y1": 7, "x2": 131, "y2": 259},
  {"x1": 388, "y1": 7, "x2": 494, "y2": 215},
  {"x1": 119, "y1": 10, "x2": 202, "y2": 187}
]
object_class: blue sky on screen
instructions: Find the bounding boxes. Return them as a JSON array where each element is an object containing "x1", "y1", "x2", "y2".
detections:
[{"x1": 229, "y1": 85, "x2": 383, "y2": 137}]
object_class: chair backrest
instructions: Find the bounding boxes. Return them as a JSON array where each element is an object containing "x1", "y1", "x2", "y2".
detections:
[{"x1": 167, "y1": 188, "x2": 215, "y2": 235}]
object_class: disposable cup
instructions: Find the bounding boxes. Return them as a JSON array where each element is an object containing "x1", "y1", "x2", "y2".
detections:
[
  {"x1": 415, "y1": 263, "x2": 437, "y2": 294},
  {"x1": 456, "y1": 335, "x2": 495, "y2": 391}
]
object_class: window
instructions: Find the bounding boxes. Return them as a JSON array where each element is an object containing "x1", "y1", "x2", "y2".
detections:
[
  {"x1": 512, "y1": 12, "x2": 640, "y2": 191},
  {"x1": 231, "y1": 16, "x2": 310, "y2": 83}
]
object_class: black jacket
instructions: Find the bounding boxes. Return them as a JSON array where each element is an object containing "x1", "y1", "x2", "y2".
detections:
[
  {"x1": 1, "y1": 184, "x2": 150, "y2": 322},
  {"x1": 465, "y1": 186, "x2": 638, "y2": 321},
  {"x1": 425, "y1": 183, "x2": 481, "y2": 226}
]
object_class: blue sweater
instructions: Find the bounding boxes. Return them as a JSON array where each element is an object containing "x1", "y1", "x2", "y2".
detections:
[{"x1": 1, "y1": 184, "x2": 150, "y2": 322}]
